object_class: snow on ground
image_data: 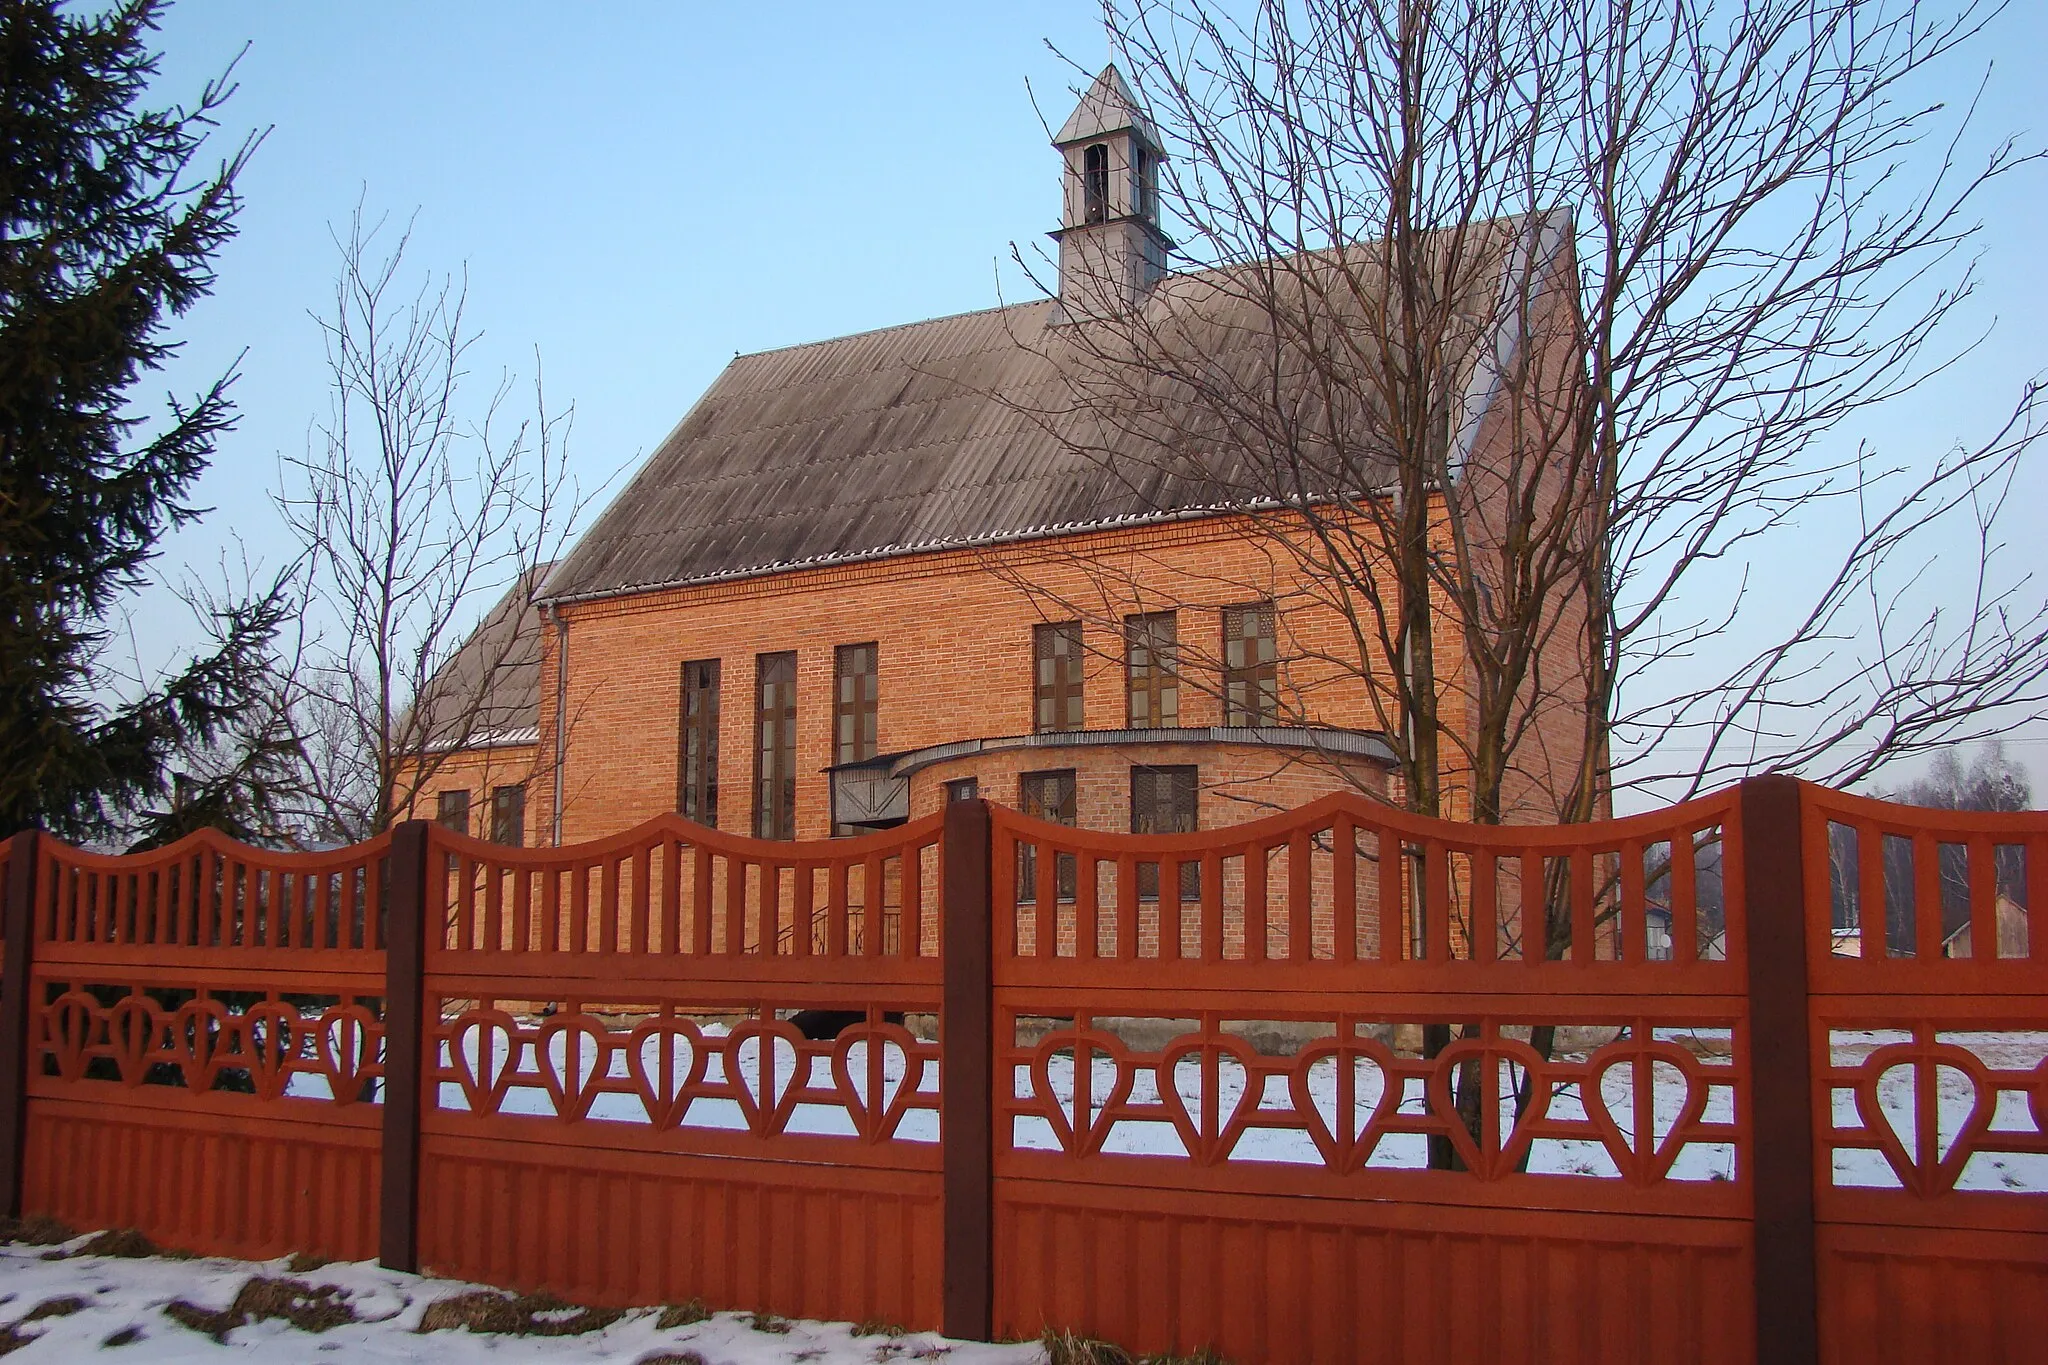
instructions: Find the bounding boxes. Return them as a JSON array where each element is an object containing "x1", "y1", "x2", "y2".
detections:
[{"x1": 0, "y1": 1236, "x2": 1040, "y2": 1364}]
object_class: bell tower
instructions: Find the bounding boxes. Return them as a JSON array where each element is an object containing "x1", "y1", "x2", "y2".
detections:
[{"x1": 1050, "y1": 66, "x2": 1171, "y2": 320}]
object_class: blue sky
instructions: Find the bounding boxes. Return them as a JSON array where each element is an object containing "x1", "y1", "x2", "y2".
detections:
[{"x1": 133, "y1": 1, "x2": 2048, "y2": 792}]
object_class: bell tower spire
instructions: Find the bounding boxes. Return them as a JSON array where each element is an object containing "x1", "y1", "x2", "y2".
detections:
[{"x1": 1050, "y1": 65, "x2": 1171, "y2": 320}]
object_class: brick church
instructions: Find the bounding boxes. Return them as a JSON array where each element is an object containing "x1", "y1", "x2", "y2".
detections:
[{"x1": 411, "y1": 67, "x2": 1593, "y2": 851}]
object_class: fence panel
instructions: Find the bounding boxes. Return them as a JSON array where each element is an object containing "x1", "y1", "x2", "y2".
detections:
[
  {"x1": 989, "y1": 789, "x2": 1757, "y2": 1365},
  {"x1": 1799, "y1": 787, "x2": 2048, "y2": 1365},
  {"x1": 413, "y1": 812, "x2": 949, "y2": 1324},
  {"x1": 0, "y1": 782, "x2": 2042, "y2": 1364},
  {"x1": 17, "y1": 829, "x2": 393, "y2": 1261}
]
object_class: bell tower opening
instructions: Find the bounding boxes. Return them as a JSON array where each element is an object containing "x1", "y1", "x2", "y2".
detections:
[{"x1": 1083, "y1": 143, "x2": 1110, "y2": 225}]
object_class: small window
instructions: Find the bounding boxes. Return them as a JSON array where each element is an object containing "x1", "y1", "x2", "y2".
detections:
[
  {"x1": 1222, "y1": 603, "x2": 1279, "y2": 726},
  {"x1": 677, "y1": 658, "x2": 721, "y2": 826},
  {"x1": 1131, "y1": 764, "x2": 1199, "y2": 901},
  {"x1": 1034, "y1": 621, "x2": 1085, "y2": 733},
  {"x1": 1018, "y1": 769, "x2": 1078, "y2": 903},
  {"x1": 754, "y1": 652, "x2": 798, "y2": 840},
  {"x1": 1125, "y1": 611, "x2": 1178, "y2": 729},
  {"x1": 945, "y1": 777, "x2": 980, "y2": 803},
  {"x1": 834, "y1": 643, "x2": 879, "y2": 765},
  {"x1": 489, "y1": 785, "x2": 525, "y2": 847},
  {"x1": 435, "y1": 789, "x2": 471, "y2": 837},
  {"x1": 1083, "y1": 142, "x2": 1109, "y2": 224}
]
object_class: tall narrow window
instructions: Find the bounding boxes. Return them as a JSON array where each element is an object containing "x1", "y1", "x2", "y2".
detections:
[
  {"x1": 1133, "y1": 145, "x2": 1156, "y2": 220},
  {"x1": 1222, "y1": 603, "x2": 1279, "y2": 726},
  {"x1": 1018, "y1": 769, "x2": 1078, "y2": 903},
  {"x1": 834, "y1": 643, "x2": 879, "y2": 764},
  {"x1": 677, "y1": 658, "x2": 721, "y2": 826},
  {"x1": 489, "y1": 785, "x2": 525, "y2": 847},
  {"x1": 1082, "y1": 143, "x2": 1109, "y2": 224},
  {"x1": 1131, "y1": 764, "x2": 1200, "y2": 900},
  {"x1": 435, "y1": 789, "x2": 471, "y2": 837},
  {"x1": 832, "y1": 643, "x2": 879, "y2": 837},
  {"x1": 1125, "y1": 611, "x2": 1178, "y2": 729},
  {"x1": 754, "y1": 652, "x2": 797, "y2": 840},
  {"x1": 1034, "y1": 621, "x2": 1085, "y2": 733}
]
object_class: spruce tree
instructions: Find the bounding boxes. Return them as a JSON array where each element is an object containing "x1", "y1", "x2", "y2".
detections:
[{"x1": 0, "y1": 0, "x2": 278, "y2": 842}]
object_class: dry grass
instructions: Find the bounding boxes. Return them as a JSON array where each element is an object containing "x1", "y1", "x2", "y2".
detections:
[
  {"x1": 162, "y1": 1276, "x2": 358, "y2": 1342},
  {"x1": 18, "y1": 1297, "x2": 85, "y2": 1325},
  {"x1": 65, "y1": 1228, "x2": 160, "y2": 1259},
  {"x1": 746, "y1": 1311, "x2": 792, "y2": 1334},
  {"x1": 416, "y1": 1289, "x2": 623, "y2": 1337},
  {"x1": 1040, "y1": 1328, "x2": 1229, "y2": 1365},
  {"x1": 853, "y1": 1319, "x2": 907, "y2": 1338},
  {"x1": 101, "y1": 1326, "x2": 143, "y2": 1348},
  {"x1": 0, "y1": 1215, "x2": 72, "y2": 1247},
  {"x1": 636, "y1": 1355, "x2": 709, "y2": 1365},
  {"x1": 285, "y1": 1251, "x2": 331, "y2": 1273},
  {"x1": 656, "y1": 1299, "x2": 711, "y2": 1330}
]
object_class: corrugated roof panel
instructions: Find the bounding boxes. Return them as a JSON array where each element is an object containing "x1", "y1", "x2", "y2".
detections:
[{"x1": 542, "y1": 237, "x2": 1523, "y2": 603}]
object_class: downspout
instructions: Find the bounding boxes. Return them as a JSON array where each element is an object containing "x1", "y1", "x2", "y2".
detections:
[{"x1": 548, "y1": 604, "x2": 569, "y2": 846}]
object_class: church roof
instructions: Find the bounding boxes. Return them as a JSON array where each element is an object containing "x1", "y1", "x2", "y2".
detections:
[
  {"x1": 539, "y1": 223, "x2": 1555, "y2": 608},
  {"x1": 1052, "y1": 65, "x2": 1161, "y2": 149}
]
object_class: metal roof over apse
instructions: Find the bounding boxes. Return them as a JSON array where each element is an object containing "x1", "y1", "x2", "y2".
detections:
[{"x1": 540, "y1": 225, "x2": 1542, "y2": 607}]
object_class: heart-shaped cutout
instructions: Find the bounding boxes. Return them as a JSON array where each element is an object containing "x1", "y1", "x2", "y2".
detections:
[
  {"x1": 171, "y1": 999, "x2": 234, "y2": 1092},
  {"x1": 1029, "y1": 1029, "x2": 1135, "y2": 1157},
  {"x1": 726, "y1": 1019, "x2": 808, "y2": 1136},
  {"x1": 832, "y1": 1021, "x2": 925, "y2": 1142},
  {"x1": 106, "y1": 994, "x2": 158, "y2": 1086},
  {"x1": 447, "y1": 1010, "x2": 524, "y2": 1116},
  {"x1": 1155, "y1": 1032, "x2": 1262, "y2": 1165},
  {"x1": 1428, "y1": 1036, "x2": 1547, "y2": 1180},
  {"x1": 1291, "y1": 1036, "x2": 1400, "y2": 1173},
  {"x1": 1856, "y1": 1041, "x2": 1992, "y2": 1197},
  {"x1": 1582, "y1": 1037, "x2": 1706, "y2": 1184},
  {"x1": 240, "y1": 1002, "x2": 302, "y2": 1100},
  {"x1": 536, "y1": 1015, "x2": 612, "y2": 1122},
  {"x1": 315, "y1": 1004, "x2": 380, "y2": 1105},
  {"x1": 43, "y1": 991, "x2": 100, "y2": 1081},
  {"x1": 627, "y1": 1018, "x2": 707, "y2": 1128}
]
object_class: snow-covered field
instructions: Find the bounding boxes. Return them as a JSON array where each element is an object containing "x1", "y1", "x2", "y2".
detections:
[
  {"x1": 396, "y1": 1018, "x2": 2048, "y2": 1193},
  {"x1": 0, "y1": 1237, "x2": 1039, "y2": 1364}
]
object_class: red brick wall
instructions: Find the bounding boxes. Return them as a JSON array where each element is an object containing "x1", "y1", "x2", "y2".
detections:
[
  {"x1": 396, "y1": 743, "x2": 540, "y2": 842},
  {"x1": 536, "y1": 514, "x2": 1409, "y2": 845}
]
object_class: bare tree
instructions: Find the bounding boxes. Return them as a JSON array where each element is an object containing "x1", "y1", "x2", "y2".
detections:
[
  {"x1": 274, "y1": 205, "x2": 579, "y2": 843},
  {"x1": 998, "y1": 0, "x2": 2047, "y2": 1165},
  {"x1": 1009, "y1": 0, "x2": 2045, "y2": 849}
]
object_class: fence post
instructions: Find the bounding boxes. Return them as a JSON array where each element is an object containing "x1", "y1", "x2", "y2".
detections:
[
  {"x1": 941, "y1": 798, "x2": 993, "y2": 1341},
  {"x1": 1740, "y1": 774, "x2": 1818, "y2": 1365},
  {"x1": 0, "y1": 830, "x2": 40, "y2": 1218},
  {"x1": 379, "y1": 820, "x2": 432, "y2": 1271}
]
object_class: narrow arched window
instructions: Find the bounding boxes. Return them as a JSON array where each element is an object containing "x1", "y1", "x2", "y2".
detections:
[
  {"x1": 1083, "y1": 143, "x2": 1109, "y2": 224},
  {"x1": 1134, "y1": 146, "x2": 1155, "y2": 220}
]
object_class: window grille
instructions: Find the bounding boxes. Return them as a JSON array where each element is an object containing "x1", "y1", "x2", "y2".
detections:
[
  {"x1": 435, "y1": 789, "x2": 471, "y2": 837},
  {"x1": 1125, "y1": 610, "x2": 1178, "y2": 729},
  {"x1": 1034, "y1": 621, "x2": 1085, "y2": 733},
  {"x1": 677, "y1": 657, "x2": 721, "y2": 825},
  {"x1": 1018, "y1": 769, "x2": 1078, "y2": 903},
  {"x1": 1222, "y1": 603, "x2": 1279, "y2": 726},
  {"x1": 754, "y1": 652, "x2": 798, "y2": 840},
  {"x1": 1131, "y1": 764, "x2": 1200, "y2": 900},
  {"x1": 489, "y1": 785, "x2": 525, "y2": 847}
]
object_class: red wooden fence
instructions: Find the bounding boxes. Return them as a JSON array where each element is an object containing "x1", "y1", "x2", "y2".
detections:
[{"x1": 0, "y1": 778, "x2": 2040, "y2": 1364}]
